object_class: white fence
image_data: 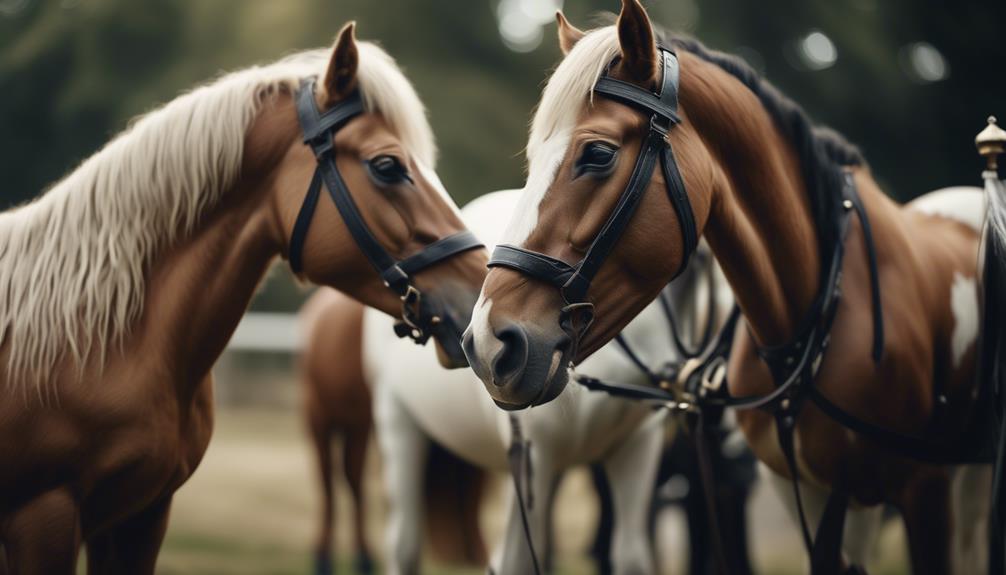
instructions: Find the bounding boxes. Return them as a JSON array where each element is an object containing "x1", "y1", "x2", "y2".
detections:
[{"x1": 226, "y1": 312, "x2": 300, "y2": 353}]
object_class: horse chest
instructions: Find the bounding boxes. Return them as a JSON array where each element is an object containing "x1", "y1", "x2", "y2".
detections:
[{"x1": 78, "y1": 376, "x2": 214, "y2": 535}]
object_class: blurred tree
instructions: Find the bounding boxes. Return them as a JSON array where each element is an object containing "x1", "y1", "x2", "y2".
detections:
[{"x1": 1, "y1": 0, "x2": 1002, "y2": 310}]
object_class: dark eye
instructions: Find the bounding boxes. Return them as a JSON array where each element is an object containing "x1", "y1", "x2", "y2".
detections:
[
  {"x1": 366, "y1": 155, "x2": 412, "y2": 185},
  {"x1": 574, "y1": 141, "x2": 618, "y2": 178}
]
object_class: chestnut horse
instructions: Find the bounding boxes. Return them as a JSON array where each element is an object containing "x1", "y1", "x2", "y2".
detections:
[
  {"x1": 300, "y1": 289, "x2": 488, "y2": 575},
  {"x1": 0, "y1": 23, "x2": 486, "y2": 574},
  {"x1": 465, "y1": 2, "x2": 989, "y2": 572}
]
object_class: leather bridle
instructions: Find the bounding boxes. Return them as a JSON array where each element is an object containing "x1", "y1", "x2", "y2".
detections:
[
  {"x1": 487, "y1": 47, "x2": 697, "y2": 344},
  {"x1": 288, "y1": 78, "x2": 483, "y2": 344}
]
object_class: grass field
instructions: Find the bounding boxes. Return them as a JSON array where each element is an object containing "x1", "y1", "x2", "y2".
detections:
[{"x1": 155, "y1": 407, "x2": 910, "y2": 574}]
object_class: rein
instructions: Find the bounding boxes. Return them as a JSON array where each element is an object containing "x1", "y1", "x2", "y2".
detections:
[
  {"x1": 506, "y1": 414, "x2": 542, "y2": 575},
  {"x1": 289, "y1": 78, "x2": 483, "y2": 343}
]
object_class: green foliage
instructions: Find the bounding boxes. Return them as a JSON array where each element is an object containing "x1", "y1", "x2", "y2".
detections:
[{"x1": 1, "y1": 0, "x2": 1003, "y2": 310}]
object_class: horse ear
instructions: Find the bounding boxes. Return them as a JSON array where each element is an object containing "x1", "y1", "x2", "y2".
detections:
[
  {"x1": 556, "y1": 11, "x2": 585, "y2": 55},
  {"x1": 322, "y1": 22, "x2": 359, "y2": 108},
  {"x1": 616, "y1": 0, "x2": 658, "y2": 86}
]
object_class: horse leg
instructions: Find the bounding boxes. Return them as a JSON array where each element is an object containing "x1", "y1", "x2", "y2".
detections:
[
  {"x1": 85, "y1": 496, "x2": 172, "y2": 575},
  {"x1": 602, "y1": 412, "x2": 663, "y2": 575},
  {"x1": 840, "y1": 504, "x2": 883, "y2": 568},
  {"x1": 4, "y1": 489, "x2": 80, "y2": 574},
  {"x1": 344, "y1": 424, "x2": 374, "y2": 574},
  {"x1": 308, "y1": 406, "x2": 337, "y2": 575},
  {"x1": 897, "y1": 469, "x2": 952, "y2": 575},
  {"x1": 492, "y1": 455, "x2": 555, "y2": 575},
  {"x1": 375, "y1": 384, "x2": 429, "y2": 575},
  {"x1": 589, "y1": 463, "x2": 615, "y2": 575},
  {"x1": 763, "y1": 464, "x2": 880, "y2": 572},
  {"x1": 949, "y1": 464, "x2": 992, "y2": 574}
]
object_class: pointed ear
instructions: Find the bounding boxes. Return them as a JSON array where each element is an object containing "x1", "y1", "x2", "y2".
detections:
[
  {"x1": 616, "y1": 0, "x2": 658, "y2": 85},
  {"x1": 322, "y1": 22, "x2": 359, "y2": 108},
  {"x1": 556, "y1": 11, "x2": 585, "y2": 55}
]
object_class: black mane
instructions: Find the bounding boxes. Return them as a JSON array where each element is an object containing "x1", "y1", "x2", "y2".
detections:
[{"x1": 663, "y1": 31, "x2": 863, "y2": 273}]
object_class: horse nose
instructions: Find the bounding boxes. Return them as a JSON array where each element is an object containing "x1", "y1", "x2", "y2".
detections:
[{"x1": 490, "y1": 323, "x2": 530, "y2": 387}]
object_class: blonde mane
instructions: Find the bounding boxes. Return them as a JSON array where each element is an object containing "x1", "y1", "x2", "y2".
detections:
[
  {"x1": 0, "y1": 41, "x2": 435, "y2": 388},
  {"x1": 527, "y1": 27, "x2": 619, "y2": 164},
  {"x1": 501, "y1": 27, "x2": 621, "y2": 245}
]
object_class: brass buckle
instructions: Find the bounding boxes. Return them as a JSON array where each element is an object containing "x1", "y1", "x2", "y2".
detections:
[{"x1": 398, "y1": 285, "x2": 428, "y2": 343}]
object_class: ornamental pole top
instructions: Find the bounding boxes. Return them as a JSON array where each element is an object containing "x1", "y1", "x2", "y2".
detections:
[{"x1": 976, "y1": 115, "x2": 1006, "y2": 171}]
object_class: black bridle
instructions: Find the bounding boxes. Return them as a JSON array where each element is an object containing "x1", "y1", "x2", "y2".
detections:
[
  {"x1": 487, "y1": 47, "x2": 697, "y2": 342},
  {"x1": 288, "y1": 78, "x2": 483, "y2": 344}
]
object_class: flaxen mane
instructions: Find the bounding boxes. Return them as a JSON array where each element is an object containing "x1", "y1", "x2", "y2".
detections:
[{"x1": 0, "y1": 42, "x2": 435, "y2": 389}]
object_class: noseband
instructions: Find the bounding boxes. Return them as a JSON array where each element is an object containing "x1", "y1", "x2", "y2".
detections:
[
  {"x1": 487, "y1": 47, "x2": 697, "y2": 339},
  {"x1": 289, "y1": 78, "x2": 483, "y2": 343}
]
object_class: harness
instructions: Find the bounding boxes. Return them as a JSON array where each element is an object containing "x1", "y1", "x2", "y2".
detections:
[
  {"x1": 488, "y1": 44, "x2": 998, "y2": 573},
  {"x1": 289, "y1": 78, "x2": 483, "y2": 343}
]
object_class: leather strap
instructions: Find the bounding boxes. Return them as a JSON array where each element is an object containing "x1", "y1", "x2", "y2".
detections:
[
  {"x1": 289, "y1": 170, "x2": 323, "y2": 274},
  {"x1": 397, "y1": 231, "x2": 483, "y2": 275},
  {"x1": 692, "y1": 411, "x2": 732, "y2": 575},
  {"x1": 507, "y1": 415, "x2": 542, "y2": 575},
  {"x1": 489, "y1": 244, "x2": 577, "y2": 289}
]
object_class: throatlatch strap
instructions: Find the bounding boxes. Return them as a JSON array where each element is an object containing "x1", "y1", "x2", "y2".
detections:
[
  {"x1": 289, "y1": 170, "x2": 323, "y2": 274},
  {"x1": 661, "y1": 144, "x2": 697, "y2": 267}
]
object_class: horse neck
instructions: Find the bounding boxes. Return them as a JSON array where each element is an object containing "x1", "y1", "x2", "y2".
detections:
[
  {"x1": 128, "y1": 109, "x2": 295, "y2": 394},
  {"x1": 135, "y1": 185, "x2": 278, "y2": 389},
  {"x1": 682, "y1": 57, "x2": 821, "y2": 345}
]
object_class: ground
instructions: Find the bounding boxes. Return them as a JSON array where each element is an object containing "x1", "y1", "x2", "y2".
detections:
[{"x1": 153, "y1": 407, "x2": 910, "y2": 574}]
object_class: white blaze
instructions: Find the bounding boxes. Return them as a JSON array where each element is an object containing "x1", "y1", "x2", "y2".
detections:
[{"x1": 500, "y1": 131, "x2": 571, "y2": 245}]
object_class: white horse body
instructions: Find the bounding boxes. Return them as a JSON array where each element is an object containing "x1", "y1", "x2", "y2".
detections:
[{"x1": 365, "y1": 189, "x2": 725, "y2": 574}]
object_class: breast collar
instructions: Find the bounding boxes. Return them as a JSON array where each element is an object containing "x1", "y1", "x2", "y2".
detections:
[
  {"x1": 288, "y1": 78, "x2": 484, "y2": 343},
  {"x1": 486, "y1": 47, "x2": 697, "y2": 340}
]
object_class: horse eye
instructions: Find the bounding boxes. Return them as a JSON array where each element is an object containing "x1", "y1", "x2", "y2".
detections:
[
  {"x1": 367, "y1": 155, "x2": 412, "y2": 185},
  {"x1": 574, "y1": 142, "x2": 618, "y2": 177}
]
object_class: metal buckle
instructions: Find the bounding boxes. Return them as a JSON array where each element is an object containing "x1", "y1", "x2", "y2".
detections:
[
  {"x1": 397, "y1": 285, "x2": 430, "y2": 343},
  {"x1": 649, "y1": 114, "x2": 671, "y2": 140}
]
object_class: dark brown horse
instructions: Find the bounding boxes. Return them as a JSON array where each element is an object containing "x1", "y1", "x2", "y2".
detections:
[
  {"x1": 300, "y1": 288, "x2": 487, "y2": 575},
  {"x1": 464, "y1": 2, "x2": 989, "y2": 572},
  {"x1": 0, "y1": 23, "x2": 486, "y2": 574}
]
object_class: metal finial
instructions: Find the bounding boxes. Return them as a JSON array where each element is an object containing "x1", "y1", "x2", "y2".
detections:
[{"x1": 976, "y1": 115, "x2": 1006, "y2": 171}]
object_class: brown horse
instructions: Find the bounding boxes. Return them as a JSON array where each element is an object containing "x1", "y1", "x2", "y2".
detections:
[
  {"x1": 300, "y1": 288, "x2": 487, "y2": 575},
  {"x1": 465, "y1": 1, "x2": 989, "y2": 572},
  {"x1": 0, "y1": 23, "x2": 486, "y2": 574}
]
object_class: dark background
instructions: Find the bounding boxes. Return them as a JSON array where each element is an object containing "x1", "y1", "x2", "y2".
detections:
[{"x1": 2, "y1": 0, "x2": 1003, "y2": 309}]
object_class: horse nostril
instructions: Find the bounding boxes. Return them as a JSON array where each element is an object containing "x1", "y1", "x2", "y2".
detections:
[{"x1": 491, "y1": 323, "x2": 529, "y2": 387}]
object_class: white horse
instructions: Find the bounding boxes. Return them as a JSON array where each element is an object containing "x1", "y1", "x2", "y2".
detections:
[{"x1": 366, "y1": 189, "x2": 727, "y2": 575}]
